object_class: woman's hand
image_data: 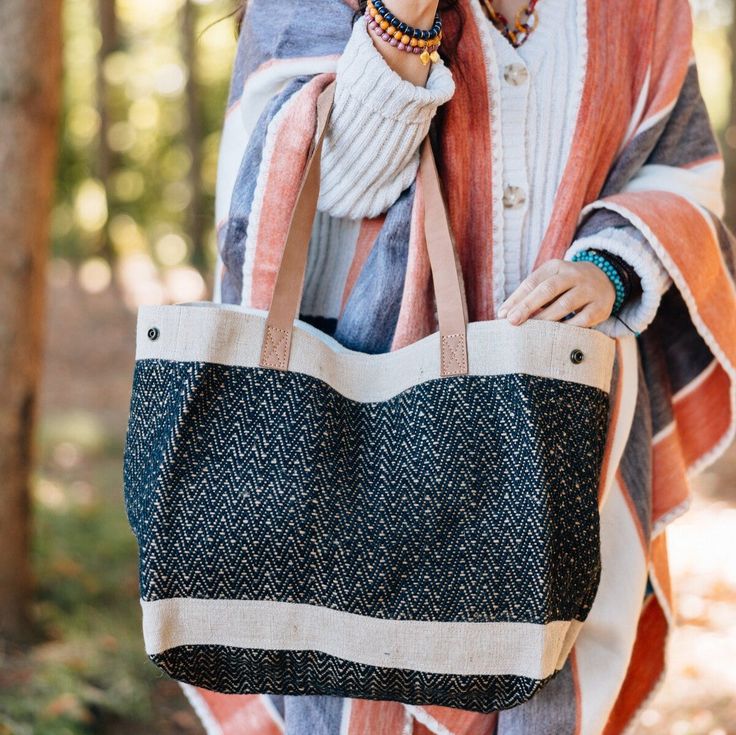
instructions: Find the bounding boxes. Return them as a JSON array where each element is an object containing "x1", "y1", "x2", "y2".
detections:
[{"x1": 497, "y1": 258, "x2": 617, "y2": 328}]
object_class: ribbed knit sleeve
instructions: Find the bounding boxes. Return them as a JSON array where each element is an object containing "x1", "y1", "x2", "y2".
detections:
[
  {"x1": 564, "y1": 225, "x2": 673, "y2": 338},
  {"x1": 317, "y1": 18, "x2": 456, "y2": 220}
]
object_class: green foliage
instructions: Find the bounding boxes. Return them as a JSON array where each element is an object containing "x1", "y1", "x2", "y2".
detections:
[
  {"x1": 54, "y1": 0, "x2": 237, "y2": 275},
  {"x1": 0, "y1": 414, "x2": 161, "y2": 734}
]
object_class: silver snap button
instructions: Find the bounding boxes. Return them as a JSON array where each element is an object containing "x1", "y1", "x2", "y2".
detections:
[
  {"x1": 503, "y1": 184, "x2": 527, "y2": 209},
  {"x1": 503, "y1": 63, "x2": 529, "y2": 86},
  {"x1": 147, "y1": 327, "x2": 160, "y2": 341},
  {"x1": 570, "y1": 348, "x2": 584, "y2": 364}
]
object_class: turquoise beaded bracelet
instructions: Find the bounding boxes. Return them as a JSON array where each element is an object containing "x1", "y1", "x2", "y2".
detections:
[{"x1": 571, "y1": 249, "x2": 626, "y2": 315}]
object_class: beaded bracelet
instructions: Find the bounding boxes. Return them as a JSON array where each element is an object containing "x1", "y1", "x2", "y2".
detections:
[
  {"x1": 571, "y1": 249, "x2": 628, "y2": 316},
  {"x1": 589, "y1": 248, "x2": 643, "y2": 317},
  {"x1": 365, "y1": 0, "x2": 443, "y2": 65},
  {"x1": 591, "y1": 249, "x2": 640, "y2": 297},
  {"x1": 370, "y1": 0, "x2": 442, "y2": 40}
]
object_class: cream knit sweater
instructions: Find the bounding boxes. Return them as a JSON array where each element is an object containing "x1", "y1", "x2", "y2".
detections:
[{"x1": 304, "y1": 0, "x2": 672, "y2": 338}]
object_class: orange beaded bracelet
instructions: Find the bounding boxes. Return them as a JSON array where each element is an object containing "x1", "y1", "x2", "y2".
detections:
[{"x1": 365, "y1": 0, "x2": 442, "y2": 65}]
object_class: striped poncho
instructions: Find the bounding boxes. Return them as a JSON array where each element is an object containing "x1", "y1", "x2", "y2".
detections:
[{"x1": 183, "y1": 0, "x2": 736, "y2": 732}]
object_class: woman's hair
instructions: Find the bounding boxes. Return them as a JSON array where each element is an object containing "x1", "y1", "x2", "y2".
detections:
[{"x1": 235, "y1": 1, "x2": 463, "y2": 64}]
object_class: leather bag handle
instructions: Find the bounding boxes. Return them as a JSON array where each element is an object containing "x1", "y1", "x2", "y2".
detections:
[{"x1": 259, "y1": 80, "x2": 468, "y2": 376}]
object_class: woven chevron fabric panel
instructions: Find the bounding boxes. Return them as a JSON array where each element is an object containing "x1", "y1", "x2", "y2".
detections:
[
  {"x1": 150, "y1": 645, "x2": 559, "y2": 713},
  {"x1": 124, "y1": 359, "x2": 608, "y2": 625}
]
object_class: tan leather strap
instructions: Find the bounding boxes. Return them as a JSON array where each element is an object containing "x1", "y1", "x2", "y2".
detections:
[
  {"x1": 259, "y1": 81, "x2": 337, "y2": 370},
  {"x1": 259, "y1": 80, "x2": 468, "y2": 376},
  {"x1": 419, "y1": 137, "x2": 468, "y2": 376}
]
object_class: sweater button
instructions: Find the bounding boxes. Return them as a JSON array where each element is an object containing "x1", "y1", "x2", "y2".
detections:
[
  {"x1": 503, "y1": 184, "x2": 526, "y2": 209},
  {"x1": 503, "y1": 63, "x2": 529, "y2": 86}
]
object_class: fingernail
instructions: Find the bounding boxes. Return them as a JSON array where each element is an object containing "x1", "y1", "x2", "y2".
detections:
[{"x1": 498, "y1": 307, "x2": 507, "y2": 318}]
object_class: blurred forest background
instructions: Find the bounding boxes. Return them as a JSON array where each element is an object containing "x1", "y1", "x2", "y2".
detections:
[{"x1": 0, "y1": 0, "x2": 735, "y2": 733}]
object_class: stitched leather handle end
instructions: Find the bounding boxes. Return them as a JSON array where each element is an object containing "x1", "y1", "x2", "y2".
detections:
[
  {"x1": 441, "y1": 333, "x2": 469, "y2": 377},
  {"x1": 260, "y1": 324, "x2": 292, "y2": 371}
]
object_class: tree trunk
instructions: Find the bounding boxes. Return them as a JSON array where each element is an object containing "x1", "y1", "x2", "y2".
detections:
[
  {"x1": 96, "y1": 0, "x2": 119, "y2": 261},
  {"x1": 182, "y1": 0, "x2": 207, "y2": 271},
  {"x1": 0, "y1": 0, "x2": 63, "y2": 640}
]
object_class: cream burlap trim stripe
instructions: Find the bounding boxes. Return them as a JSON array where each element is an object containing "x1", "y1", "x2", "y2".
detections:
[
  {"x1": 136, "y1": 303, "x2": 615, "y2": 401},
  {"x1": 141, "y1": 597, "x2": 583, "y2": 680}
]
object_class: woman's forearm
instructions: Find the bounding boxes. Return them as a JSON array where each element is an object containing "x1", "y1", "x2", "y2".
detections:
[
  {"x1": 365, "y1": 0, "x2": 440, "y2": 86},
  {"x1": 317, "y1": 16, "x2": 455, "y2": 219}
]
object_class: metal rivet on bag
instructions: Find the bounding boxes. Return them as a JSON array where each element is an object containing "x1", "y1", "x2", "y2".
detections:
[
  {"x1": 147, "y1": 327, "x2": 160, "y2": 341},
  {"x1": 570, "y1": 348, "x2": 584, "y2": 364}
]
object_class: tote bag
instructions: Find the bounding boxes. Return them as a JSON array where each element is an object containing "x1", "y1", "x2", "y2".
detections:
[{"x1": 123, "y1": 80, "x2": 617, "y2": 713}]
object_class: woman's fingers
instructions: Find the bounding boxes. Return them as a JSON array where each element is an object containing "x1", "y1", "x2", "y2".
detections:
[
  {"x1": 531, "y1": 287, "x2": 593, "y2": 323},
  {"x1": 498, "y1": 259, "x2": 569, "y2": 318},
  {"x1": 499, "y1": 259, "x2": 617, "y2": 328},
  {"x1": 559, "y1": 303, "x2": 600, "y2": 328},
  {"x1": 501, "y1": 265, "x2": 581, "y2": 325}
]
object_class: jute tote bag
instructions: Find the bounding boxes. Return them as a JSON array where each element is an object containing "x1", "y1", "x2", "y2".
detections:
[{"x1": 123, "y1": 81, "x2": 617, "y2": 712}]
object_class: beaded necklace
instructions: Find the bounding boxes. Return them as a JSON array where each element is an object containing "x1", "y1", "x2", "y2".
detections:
[{"x1": 479, "y1": 0, "x2": 541, "y2": 48}]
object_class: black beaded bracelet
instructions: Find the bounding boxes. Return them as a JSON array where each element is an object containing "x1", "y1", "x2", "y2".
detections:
[
  {"x1": 600, "y1": 251, "x2": 641, "y2": 300},
  {"x1": 371, "y1": 0, "x2": 442, "y2": 41},
  {"x1": 587, "y1": 248, "x2": 640, "y2": 314}
]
